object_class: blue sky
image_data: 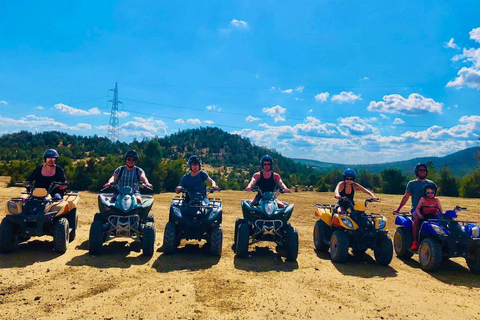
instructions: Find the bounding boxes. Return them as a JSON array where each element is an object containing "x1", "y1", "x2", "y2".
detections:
[{"x1": 1, "y1": 1, "x2": 479, "y2": 164}]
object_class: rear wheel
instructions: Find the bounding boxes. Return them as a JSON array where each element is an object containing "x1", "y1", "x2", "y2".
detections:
[
  {"x1": 67, "y1": 209, "x2": 78, "y2": 242},
  {"x1": 374, "y1": 236, "x2": 393, "y2": 266},
  {"x1": 330, "y1": 230, "x2": 349, "y2": 263},
  {"x1": 313, "y1": 220, "x2": 330, "y2": 252},
  {"x1": 466, "y1": 245, "x2": 480, "y2": 274},
  {"x1": 0, "y1": 219, "x2": 17, "y2": 253},
  {"x1": 209, "y1": 225, "x2": 223, "y2": 256},
  {"x1": 233, "y1": 218, "x2": 245, "y2": 250},
  {"x1": 163, "y1": 222, "x2": 177, "y2": 255},
  {"x1": 142, "y1": 222, "x2": 156, "y2": 256},
  {"x1": 235, "y1": 223, "x2": 250, "y2": 258},
  {"x1": 394, "y1": 227, "x2": 414, "y2": 258},
  {"x1": 89, "y1": 221, "x2": 104, "y2": 255},
  {"x1": 419, "y1": 238, "x2": 442, "y2": 272},
  {"x1": 285, "y1": 224, "x2": 299, "y2": 261},
  {"x1": 53, "y1": 218, "x2": 69, "y2": 254}
]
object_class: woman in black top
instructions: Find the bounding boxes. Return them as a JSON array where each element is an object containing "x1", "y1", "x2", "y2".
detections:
[
  {"x1": 26, "y1": 149, "x2": 67, "y2": 200},
  {"x1": 334, "y1": 168, "x2": 377, "y2": 213}
]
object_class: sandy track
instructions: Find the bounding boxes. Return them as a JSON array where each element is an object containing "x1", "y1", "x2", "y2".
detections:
[{"x1": 1, "y1": 176, "x2": 480, "y2": 320}]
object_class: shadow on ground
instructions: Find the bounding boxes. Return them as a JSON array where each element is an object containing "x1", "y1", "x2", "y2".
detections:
[
  {"x1": 153, "y1": 243, "x2": 221, "y2": 272},
  {"x1": 233, "y1": 246, "x2": 299, "y2": 272}
]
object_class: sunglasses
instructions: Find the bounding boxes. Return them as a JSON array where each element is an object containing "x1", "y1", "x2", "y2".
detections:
[
  {"x1": 418, "y1": 169, "x2": 427, "y2": 172},
  {"x1": 126, "y1": 157, "x2": 136, "y2": 162},
  {"x1": 426, "y1": 191, "x2": 435, "y2": 195},
  {"x1": 345, "y1": 177, "x2": 354, "y2": 181},
  {"x1": 263, "y1": 163, "x2": 271, "y2": 166}
]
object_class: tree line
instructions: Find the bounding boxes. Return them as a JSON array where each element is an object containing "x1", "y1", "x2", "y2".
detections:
[{"x1": 0, "y1": 129, "x2": 479, "y2": 197}]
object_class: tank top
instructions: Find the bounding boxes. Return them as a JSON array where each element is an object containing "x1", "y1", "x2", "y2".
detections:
[
  {"x1": 339, "y1": 182, "x2": 355, "y2": 201},
  {"x1": 420, "y1": 197, "x2": 440, "y2": 215},
  {"x1": 256, "y1": 171, "x2": 276, "y2": 192}
]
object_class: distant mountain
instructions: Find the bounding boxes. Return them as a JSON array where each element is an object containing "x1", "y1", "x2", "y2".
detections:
[{"x1": 294, "y1": 147, "x2": 479, "y2": 177}]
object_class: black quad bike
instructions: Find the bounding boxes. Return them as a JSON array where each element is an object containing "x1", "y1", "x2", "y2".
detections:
[
  {"x1": 0, "y1": 181, "x2": 79, "y2": 254},
  {"x1": 313, "y1": 197, "x2": 393, "y2": 265},
  {"x1": 163, "y1": 188, "x2": 222, "y2": 256},
  {"x1": 235, "y1": 187, "x2": 298, "y2": 261},
  {"x1": 89, "y1": 182, "x2": 155, "y2": 256}
]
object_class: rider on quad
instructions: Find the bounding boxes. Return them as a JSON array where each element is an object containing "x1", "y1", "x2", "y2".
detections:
[
  {"x1": 245, "y1": 155, "x2": 291, "y2": 207},
  {"x1": 25, "y1": 149, "x2": 67, "y2": 200},
  {"x1": 411, "y1": 182, "x2": 443, "y2": 250},
  {"x1": 394, "y1": 163, "x2": 433, "y2": 215},
  {"x1": 104, "y1": 150, "x2": 152, "y2": 204},
  {"x1": 175, "y1": 155, "x2": 219, "y2": 198},
  {"x1": 334, "y1": 169, "x2": 378, "y2": 213}
]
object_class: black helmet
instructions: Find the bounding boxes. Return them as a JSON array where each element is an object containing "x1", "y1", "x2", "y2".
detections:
[
  {"x1": 124, "y1": 150, "x2": 139, "y2": 162},
  {"x1": 43, "y1": 149, "x2": 59, "y2": 162},
  {"x1": 423, "y1": 182, "x2": 437, "y2": 196},
  {"x1": 343, "y1": 168, "x2": 356, "y2": 181},
  {"x1": 188, "y1": 155, "x2": 201, "y2": 170},
  {"x1": 260, "y1": 155, "x2": 273, "y2": 171},
  {"x1": 414, "y1": 163, "x2": 428, "y2": 176}
]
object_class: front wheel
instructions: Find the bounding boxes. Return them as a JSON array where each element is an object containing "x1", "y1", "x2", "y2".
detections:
[
  {"x1": 418, "y1": 238, "x2": 442, "y2": 272},
  {"x1": 0, "y1": 219, "x2": 17, "y2": 253},
  {"x1": 466, "y1": 245, "x2": 480, "y2": 274},
  {"x1": 313, "y1": 220, "x2": 330, "y2": 252},
  {"x1": 163, "y1": 222, "x2": 177, "y2": 255},
  {"x1": 67, "y1": 209, "x2": 78, "y2": 242},
  {"x1": 394, "y1": 227, "x2": 414, "y2": 259},
  {"x1": 330, "y1": 230, "x2": 349, "y2": 263},
  {"x1": 142, "y1": 222, "x2": 156, "y2": 256},
  {"x1": 235, "y1": 223, "x2": 250, "y2": 258},
  {"x1": 234, "y1": 218, "x2": 245, "y2": 250},
  {"x1": 374, "y1": 236, "x2": 393, "y2": 266},
  {"x1": 54, "y1": 218, "x2": 69, "y2": 254},
  {"x1": 89, "y1": 221, "x2": 104, "y2": 255},
  {"x1": 209, "y1": 225, "x2": 223, "y2": 256},
  {"x1": 285, "y1": 225, "x2": 299, "y2": 262}
]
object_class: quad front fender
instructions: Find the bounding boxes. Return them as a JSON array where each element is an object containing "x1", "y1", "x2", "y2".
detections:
[{"x1": 395, "y1": 215, "x2": 413, "y2": 231}]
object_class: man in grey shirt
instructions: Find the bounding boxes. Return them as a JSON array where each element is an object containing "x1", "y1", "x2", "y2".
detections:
[{"x1": 394, "y1": 163, "x2": 433, "y2": 214}]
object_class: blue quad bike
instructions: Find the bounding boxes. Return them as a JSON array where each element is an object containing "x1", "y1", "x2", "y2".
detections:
[
  {"x1": 394, "y1": 206, "x2": 480, "y2": 273},
  {"x1": 0, "y1": 181, "x2": 79, "y2": 254},
  {"x1": 89, "y1": 182, "x2": 155, "y2": 256},
  {"x1": 235, "y1": 187, "x2": 298, "y2": 261},
  {"x1": 163, "y1": 188, "x2": 223, "y2": 256}
]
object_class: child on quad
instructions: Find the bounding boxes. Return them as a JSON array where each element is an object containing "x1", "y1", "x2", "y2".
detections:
[
  {"x1": 245, "y1": 155, "x2": 291, "y2": 208},
  {"x1": 334, "y1": 168, "x2": 378, "y2": 213},
  {"x1": 411, "y1": 182, "x2": 443, "y2": 250},
  {"x1": 175, "y1": 155, "x2": 219, "y2": 199},
  {"x1": 25, "y1": 149, "x2": 67, "y2": 200}
]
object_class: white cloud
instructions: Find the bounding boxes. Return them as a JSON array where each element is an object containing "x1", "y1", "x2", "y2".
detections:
[
  {"x1": 444, "y1": 38, "x2": 460, "y2": 49},
  {"x1": 446, "y1": 67, "x2": 480, "y2": 90},
  {"x1": 368, "y1": 93, "x2": 443, "y2": 115},
  {"x1": 119, "y1": 117, "x2": 167, "y2": 137},
  {"x1": 246, "y1": 115, "x2": 261, "y2": 122},
  {"x1": 35, "y1": 106, "x2": 44, "y2": 110},
  {"x1": 175, "y1": 119, "x2": 185, "y2": 123},
  {"x1": 204, "y1": 120, "x2": 214, "y2": 124},
  {"x1": 338, "y1": 116, "x2": 379, "y2": 135},
  {"x1": 55, "y1": 103, "x2": 101, "y2": 116},
  {"x1": 470, "y1": 27, "x2": 480, "y2": 43},
  {"x1": 295, "y1": 86, "x2": 304, "y2": 92},
  {"x1": 331, "y1": 91, "x2": 362, "y2": 104},
  {"x1": 308, "y1": 109, "x2": 313, "y2": 113},
  {"x1": 0, "y1": 101, "x2": 7, "y2": 105},
  {"x1": 380, "y1": 114, "x2": 389, "y2": 119},
  {"x1": 314, "y1": 92, "x2": 329, "y2": 102},
  {"x1": 187, "y1": 118, "x2": 201, "y2": 124},
  {"x1": 118, "y1": 111, "x2": 130, "y2": 118},
  {"x1": 206, "y1": 104, "x2": 221, "y2": 111},
  {"x1": 362, "y1": 77, "x2": 369, "y2": 80},
  {"x1": 393, "y1": 118, "x2": 405, "y2": 125},
  {"x1": 262, "y1": 105, "x2": 287, "y2": 122},
  {"x1": 281, "y1": 89, "x2": 293, "y2": 94},
  {"x1": 231, "y1": 19, "x2": 248, "y2": 29},
  {"x1": 0, "y1": 114, "x2": 91, "y2": 131}
]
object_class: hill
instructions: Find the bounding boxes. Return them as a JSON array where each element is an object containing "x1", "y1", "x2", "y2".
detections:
[{"x1": 294, "y1": 147, "x2": 479, "y2": 177}]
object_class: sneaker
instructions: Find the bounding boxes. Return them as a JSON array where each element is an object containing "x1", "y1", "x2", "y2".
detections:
[{"x1": 411, "y1": 241, "x2": 418, "y2": 251}]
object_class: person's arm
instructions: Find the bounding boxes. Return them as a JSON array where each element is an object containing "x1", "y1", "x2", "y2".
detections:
[
  {"x1": 394, "y1": 192, "x2": 412, "y2": 213},
  {"x1": 176, "y1": 175, "x2": 187, "y2": 193},
  {"x1": 206, "y1": 177, "x2": 218, "y2": 189},
  {"x1": 139, "y1": 170, "x2": 153, "y2": 189},
  {"x1": 104, "y1": 168, "x2": 120, "y2": 188},
  {"x1": 274, "y1": 173, "x2": 290, "y2": 193},
  {"x1": 56, "y1": 166, "x2": 68, "y2": 190},
  {"x1": 354, "y1": 183, "x2": 377, "y2": 200},
  {"x1": 436, "y1": 199, "x2": 443, "y2": 214},
  {"x1": 245, "y1": 173, "x2": 260, "y2": 191},
  {"x1": 415, "y1": 198, "x2": 424, "y2": 219},
  {"x1": 334, "y1": 181, "x2": 344, "y2": 199}
]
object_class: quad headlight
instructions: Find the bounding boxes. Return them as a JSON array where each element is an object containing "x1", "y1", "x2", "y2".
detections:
[
  {"x1": 173, "y1": 207, "x2": 182, "y2": 218},
  {"x1": 209, "y1": 208, "x2": 219, "y2": 220},
  {"x1": 265, "y1": 203, "x2": 275, "y2": 215},
  {"x1": 341, "y1": 217, "x2": 354, "y2": 229},
  {"x1": 431, "y1": 224, "x2": 448, "y2": 236},
  {"x1": 7, "y1": 200, "x2": 22, "y2": 214},
  {"x1": 121, "y1": 195, "x2": 133, "y2": 211},
  {"x1": 471, "y1": 226, "x2": 480, "y2": 238},
  {"x1": 378, "y1": 219, "x2": 387, "y2": 230}
]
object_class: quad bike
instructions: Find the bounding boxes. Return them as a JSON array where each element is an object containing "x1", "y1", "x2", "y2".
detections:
[
  {"x1": 163, "y1": 188, "x2": 222, "y2": 256},
  {"x1": 0, "y1": 181, "x2": 79, "y2": 254},
  {"x1": 89, "y1": 182, "x2": 155, "y2": 256},
  {"x1": 313, "y1": 197, "x2": 393, "y2": 265},
  {"x1": 394, "y1": 206, "x2": 480, "y2": 273},
  {"x1": 235, "y1": 186, "x2": 298, "y2": 261}
]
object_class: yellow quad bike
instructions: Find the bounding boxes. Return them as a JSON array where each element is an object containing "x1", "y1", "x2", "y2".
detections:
[
  {"x1": 0, "y1": 182, "x2": 80, "y2": 254},
  {"x1": 313, "y1": 197, "x2": 393, "y2": 265}
]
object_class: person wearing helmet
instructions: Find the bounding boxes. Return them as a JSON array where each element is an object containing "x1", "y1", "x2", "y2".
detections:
[
  {"x1": 175, "y1": 155, "x2": 218, "y2": 202},
  {"x1": 25, "y1": 149, "x2": 67, "y2": 200},
  {"x1": 394, "y1": 163, "x2": 433, "y2": 215},
  {"x1": 333, "y1": 168, "x2": 378, "y2": 213},
  {"x1": 410, "y1": 182, "x2": 443, "y2": 250},
  {"x1": 104, "y1": 150, "x2": 152, "y2": 203},
  {"x1": 245, "y1": 155, "x2": 291, "y2": 208}
]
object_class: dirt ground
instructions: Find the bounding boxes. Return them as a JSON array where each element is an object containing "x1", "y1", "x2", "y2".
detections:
[{"x1": 1, "y1": 175, "x2": 480, "y2": 320}]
